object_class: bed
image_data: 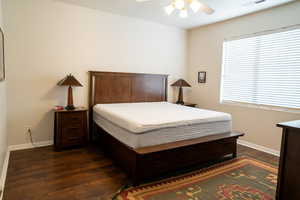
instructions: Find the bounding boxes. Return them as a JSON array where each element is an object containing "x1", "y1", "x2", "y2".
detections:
[{"x1": 89, "y1": 71, "x2": 244, "y2": 185}]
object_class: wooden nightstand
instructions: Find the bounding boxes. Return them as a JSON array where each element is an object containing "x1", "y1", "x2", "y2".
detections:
[{"x1": 54, "y1": 108, "x2": 88, "y2": 151}]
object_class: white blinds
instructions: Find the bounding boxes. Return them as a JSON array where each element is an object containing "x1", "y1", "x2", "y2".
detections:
[{"x1": 221, "y1": 27, "x2": 300, "y2": 110}]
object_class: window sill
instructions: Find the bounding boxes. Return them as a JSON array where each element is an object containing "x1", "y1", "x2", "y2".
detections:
[{"x1": 221, "y1": 101, "x2": 300, "y2": 114}]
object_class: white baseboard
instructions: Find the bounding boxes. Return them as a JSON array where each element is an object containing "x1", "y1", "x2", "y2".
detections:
[
  {"x1": 238, "y1": 139, "x2": 280, "y2": 157},
  {"x1": 8, "y1": 140, "x2": 53, "y2": 152},
  {"x1": 0, "y1": 150, "x2": 10, "y2": 200}
]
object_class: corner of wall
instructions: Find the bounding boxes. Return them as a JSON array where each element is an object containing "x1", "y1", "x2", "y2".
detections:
[
  {"x1": 0, "y1": 149, "x2": 9, "y2": 200},
  {"x1": 0, "y1": 0, "x2": 8, "y2": 197}
]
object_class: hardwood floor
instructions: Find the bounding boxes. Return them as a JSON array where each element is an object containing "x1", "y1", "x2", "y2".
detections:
[{"x1": 3, "y1": 144, "x2": 278, "y2": 200}]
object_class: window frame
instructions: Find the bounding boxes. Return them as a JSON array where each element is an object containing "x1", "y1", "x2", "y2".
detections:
[{"x1": 220, "y1": 24, "x2": 300, "y2": 114}]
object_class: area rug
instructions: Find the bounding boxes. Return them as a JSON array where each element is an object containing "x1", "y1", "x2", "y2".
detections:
[{"x1": 117, "y1": 157, "x2": 278, "y2": 200}]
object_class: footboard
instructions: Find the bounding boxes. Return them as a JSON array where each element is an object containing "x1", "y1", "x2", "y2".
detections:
[
  {"x1": 133, "y1": 134, "x2": 242, "y2": 184},
  {"x1": 95, "y1": 124, "x2": 244, "y2": 185}
]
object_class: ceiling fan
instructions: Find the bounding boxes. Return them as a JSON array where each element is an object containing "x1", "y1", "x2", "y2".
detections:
[{"x1": 136, "y1": 0, "x2": 214, "y2": 18}]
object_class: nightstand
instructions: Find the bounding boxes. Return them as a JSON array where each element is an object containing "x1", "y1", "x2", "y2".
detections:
[{"x1": 54, "y1": 108, "x2": 88, "y2": 151}]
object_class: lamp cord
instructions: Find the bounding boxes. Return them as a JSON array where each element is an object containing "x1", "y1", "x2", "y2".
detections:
[{"x1": 27, "y1": 128, "x2": 37, "y2": 147}]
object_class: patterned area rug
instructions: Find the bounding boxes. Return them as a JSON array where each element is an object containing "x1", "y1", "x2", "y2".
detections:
[{"x1": 117, "y1": 157, "x2": 278, "y2": 200}]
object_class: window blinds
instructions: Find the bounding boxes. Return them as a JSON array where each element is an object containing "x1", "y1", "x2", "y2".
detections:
[{"x1": 221, "y1": 26, "x2": 300, "y2": 110}]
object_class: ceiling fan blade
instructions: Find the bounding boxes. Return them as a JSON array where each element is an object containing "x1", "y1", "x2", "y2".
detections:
[
  {"x1": 136, "y1": 0, "x2": 153, "y2": 2},
  {"x1": 199, "y1": 1, "x2": 214, "y2": 15}
]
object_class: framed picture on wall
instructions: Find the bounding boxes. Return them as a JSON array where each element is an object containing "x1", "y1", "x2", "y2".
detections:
[
  {"x1": 198, "y1": 71, "x2": 206, "y2": 83},
  {"x1": 0, "y1": 28, "x2": 4, "y2": 81}
]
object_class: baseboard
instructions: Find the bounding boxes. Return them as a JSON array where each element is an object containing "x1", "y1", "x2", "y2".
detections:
[
  {"x1": 8, "y1": 140, "x2": 53, "y2": 152},
  {"x1": 0, "y1": 150, "x2": 10, "y2": 200},
  {"x1": 238, "y1": 139, "x2": 280, "y2": 157}
]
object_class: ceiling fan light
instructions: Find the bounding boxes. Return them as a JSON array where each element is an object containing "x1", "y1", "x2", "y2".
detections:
[
  {"x1": 175, "y1": 0, "x2": 185, "y2": 10},
  {"x1": 179, "y1": 9, "x2": 188, "y2": 18},
  {"x1": 190, "y1": 0, "x2": 201, "y2": 13},
  {"x1": 165, "y1": 4, "x2": 175, "y2": 15}
]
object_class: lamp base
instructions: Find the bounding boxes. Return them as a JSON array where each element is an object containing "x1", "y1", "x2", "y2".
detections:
[
  {"x1": 176, "y1": 86, "x2": 184, "y2": 105},
  {"x1": 176, "y1": 101, "x2": 184, "y2": 105},
  {"x1": 65, "y1": 105, "x2": 75, "y2": 110},
  {"x1": 65, "y1": 85, "x2": 75, "y2": 110}
]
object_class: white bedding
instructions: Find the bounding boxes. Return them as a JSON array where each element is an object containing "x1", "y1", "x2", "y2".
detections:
[
  {"x1": 94, "y1": 112, "x2": 232, "y2": 148},
  {"x1": 93, "y1": 102, "x2": 232, "y2": 133}
]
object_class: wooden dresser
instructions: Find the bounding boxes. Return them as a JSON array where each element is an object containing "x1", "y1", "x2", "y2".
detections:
[
  {"x1": 276, "y1": 120, "x2": 300, "y2": 200},
  {"x1": 54, "y1": 108, "x2": 88, "y2": 151}
]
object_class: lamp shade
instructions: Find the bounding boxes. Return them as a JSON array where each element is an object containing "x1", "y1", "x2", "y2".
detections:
[
  {"x1": 57, "y1": 74, "x2": 82, "y2": 110},
  {"x1": 57, "y1": 74, "x2": 83, "y2": 87},
  {"x1": 171, "y1": 79, "x2": 191, "y2": 87}
]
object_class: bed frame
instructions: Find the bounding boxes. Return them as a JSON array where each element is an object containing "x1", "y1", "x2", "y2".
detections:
[{"x1": 89, "y1": 71, "x2": 244, "y2": 185}]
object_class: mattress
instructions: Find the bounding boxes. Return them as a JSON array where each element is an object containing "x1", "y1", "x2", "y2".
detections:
[
  {"x1": 93, "y1": 102, "x2": 232, "y2": 133},
  {"x1": 93, "y1": 102, "x2": 232, "y2": 149}
]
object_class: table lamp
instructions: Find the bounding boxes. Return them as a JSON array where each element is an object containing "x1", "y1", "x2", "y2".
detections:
[
  {"x1": 171, "y1": 79, "x2": 191, "y2": 105},
  {"x1": 57, "y1": 74, "x2": 83, "y2": 110}
]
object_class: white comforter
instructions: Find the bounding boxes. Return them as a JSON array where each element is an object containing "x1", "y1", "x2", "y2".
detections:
[{"x1": 93, "y1": 102, "x2": 231, "y2": 133}]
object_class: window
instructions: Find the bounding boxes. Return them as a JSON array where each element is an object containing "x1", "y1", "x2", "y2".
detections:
[{"x1": 221, "y1": 26, "x2": 300, "y2": 111}]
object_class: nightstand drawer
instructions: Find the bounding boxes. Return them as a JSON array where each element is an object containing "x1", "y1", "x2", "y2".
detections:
[
  {"x1": 62, "y1": 137, "x2": 83, "y2": 147},
  {"x1": 61, "y1": 112, "x2": 84, "y2": 125},
  {"x1": 62, "y1": 127, "x2": 85, "y2": 139},
  {"x1": 54, "y1": 108, "x2": 88, "y2": 151}
]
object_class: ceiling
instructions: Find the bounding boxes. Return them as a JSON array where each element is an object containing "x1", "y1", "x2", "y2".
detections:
[{"x1": 58, "y1": 0, "x2": 295, "y2": 29}]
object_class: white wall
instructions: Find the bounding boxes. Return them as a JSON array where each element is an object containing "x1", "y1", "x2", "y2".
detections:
[
  {"x1": 0, "y1": 0, "x2": 7, "y2": 183},
  {"x1": 4, "y1": 0, "x2": 187, "y2": 145},
  {"x1": 188, "y1": 1, "x2": 300, "y2": 151}
]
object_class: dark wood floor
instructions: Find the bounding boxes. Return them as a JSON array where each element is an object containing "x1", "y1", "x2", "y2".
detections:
[{"x1": 3, "y1": 144, "x2": 279, "y2": 200}]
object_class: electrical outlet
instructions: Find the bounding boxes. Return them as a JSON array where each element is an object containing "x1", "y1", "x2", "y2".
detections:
[{"x1": 24, "y1": 125, "x2": 32, "y2": 134}]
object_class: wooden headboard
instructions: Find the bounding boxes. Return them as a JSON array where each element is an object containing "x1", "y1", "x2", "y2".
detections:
[
  {"x1": 88, "y1": 71, "x2": 168, "y2": 138},
  {"x1": 89, "y1": 71, "x2": 168, "y2": 108}
]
